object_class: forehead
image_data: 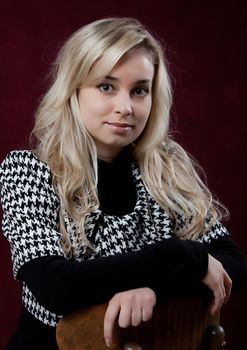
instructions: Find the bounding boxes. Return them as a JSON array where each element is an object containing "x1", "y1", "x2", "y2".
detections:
[
  {"x1": 85, "y1": 47, "x2": 155, "y2": 86},
  {"x1": 112, "y1": 48, "x2": 154, "y2": 75},
  {"x1": 117, "y1": 47, "x2": 154, "y2": 64}
]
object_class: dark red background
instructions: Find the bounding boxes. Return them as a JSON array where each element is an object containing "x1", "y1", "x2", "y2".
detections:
[{"x1": 0, "y1": 1, "x2": 246, "y2": 348}]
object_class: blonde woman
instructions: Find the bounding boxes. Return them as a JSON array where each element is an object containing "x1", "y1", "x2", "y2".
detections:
[{"x1": 0, "y1": 17, "x2": 246, "y2": 349}]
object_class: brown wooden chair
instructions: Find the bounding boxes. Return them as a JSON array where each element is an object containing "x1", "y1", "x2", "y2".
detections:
[{"x1": 56, "y1": 296, "x2": 226, "y2": 350}]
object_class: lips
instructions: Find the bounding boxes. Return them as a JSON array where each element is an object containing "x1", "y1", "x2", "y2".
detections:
[
  {"x1": 104, "y1": 122, "x2": 133, "y2": 134},
  {"x1": 106, "y1": 122, "x2": 133, "y2": 128}
]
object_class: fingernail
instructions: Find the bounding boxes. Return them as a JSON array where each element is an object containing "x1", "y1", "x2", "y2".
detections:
[{"x1": 105, "y1": 338, "x2": 111, "y2": 347}]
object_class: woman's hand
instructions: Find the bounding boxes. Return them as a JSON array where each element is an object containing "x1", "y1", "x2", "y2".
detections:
[
  {"x1": 202, "y1": 254, "x2": 232, "y2": 316},
  {"x1": 104, "y1": 287, "x2": 156, "y2": 347}
]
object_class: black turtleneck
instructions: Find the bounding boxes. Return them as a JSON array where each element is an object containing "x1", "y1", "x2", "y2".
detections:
[{"x1": 97, "y1": 147, "x2": 137, "y2": 215}]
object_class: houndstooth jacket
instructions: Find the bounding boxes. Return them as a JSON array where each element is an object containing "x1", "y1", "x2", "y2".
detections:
[{"x1": 0, "y1": 150, "x2": 229, "y2": 327}]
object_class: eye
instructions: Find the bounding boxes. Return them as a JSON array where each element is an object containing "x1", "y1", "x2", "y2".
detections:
[
  {"x1": 97, "y1": 83, "x2": 114, "y2": 93},
  {"x1": 132, "y1": 87, "x2": 149, "y2": 97}
]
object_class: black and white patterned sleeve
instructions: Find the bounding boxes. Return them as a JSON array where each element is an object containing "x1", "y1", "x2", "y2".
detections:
[
  {"x1": 0, "y1": 150, "x2": 66, "y2": 279},
  {"x1": 198, "y1": 218, "x2": 230, "y2": 244}
]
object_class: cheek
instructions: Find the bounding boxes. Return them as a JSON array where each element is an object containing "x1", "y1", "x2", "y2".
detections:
[
  {"x1": 138, "y1": 99, "x2": 152, "y2": 122},
  {"x1": 84, "y1": 98, "x2": 112, "y2": 119},
  {"x1": 79, "y1": 90, "x2": 107, "y2": 117}
]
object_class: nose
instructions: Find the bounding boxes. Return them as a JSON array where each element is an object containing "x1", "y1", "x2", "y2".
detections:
[{"x1": 114, "y1": 92, "x2": 132, "y2": 116}]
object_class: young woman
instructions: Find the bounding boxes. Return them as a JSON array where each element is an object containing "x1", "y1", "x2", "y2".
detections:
[{"x1": 0, "y1": 17, "x2": 246, "y2": 349}]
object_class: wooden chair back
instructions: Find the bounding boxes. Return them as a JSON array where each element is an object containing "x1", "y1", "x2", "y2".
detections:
[{"x1": 56, "y1": 296, "x2": 226, "y2": 350}]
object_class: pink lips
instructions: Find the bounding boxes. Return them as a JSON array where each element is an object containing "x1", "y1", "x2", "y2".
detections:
[{"x1": 105, "y1": 122, "x2": 133, "y2": 134}]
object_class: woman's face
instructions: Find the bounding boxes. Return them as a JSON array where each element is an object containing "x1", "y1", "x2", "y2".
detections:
[{"x1": 78, "y1": 48, "x2": 154, "y2": 162}]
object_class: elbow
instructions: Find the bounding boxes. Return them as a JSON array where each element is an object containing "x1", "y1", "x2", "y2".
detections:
[{"x1": 33, "y1": 289, "x2": 67, "y2": 315}]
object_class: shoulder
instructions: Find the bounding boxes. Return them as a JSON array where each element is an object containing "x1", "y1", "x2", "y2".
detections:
[
  {"x1": 0, "y1": 150, "x2": 54, "y2": 192},
  {"x1": 1, "y1": 150, "x2": 49, "y2": 170},
  {"x1": 0, "y1": 150, "x2": 51, "y2": 180},
  {"x1": 0, "y1": 150, "x2": 59, "y2": 213}
]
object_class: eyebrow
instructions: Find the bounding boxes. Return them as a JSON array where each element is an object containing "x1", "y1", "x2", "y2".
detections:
[{"x1": 105, "y1": 75, "x2": 152, "y2": 84}]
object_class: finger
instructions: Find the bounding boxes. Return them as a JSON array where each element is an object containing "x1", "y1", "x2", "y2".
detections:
[
  {"x1": 131, "y1": 307, "x2": 142, "y2": 327},
  {"x1": 210, "y1": 297, "x2": 221, "y2": 316},
  {"x1": 209, "y1": 297, "x2": 219, "y2": 316},
  {"x1": 104, "y1": 301, "x2": 120, "y2": 347},
  {"x1": 224, "y1": 273, "x2": 232, "y2": 304},
  {"x1": 209, "y1": 285, "x2": 225, "y2": 315},
  {"x1": 142, "y1": 304, "x2": 154, "y2": 322},
  {"x1": 118, "y1": 303, "x2": 132, "y2": 328}
]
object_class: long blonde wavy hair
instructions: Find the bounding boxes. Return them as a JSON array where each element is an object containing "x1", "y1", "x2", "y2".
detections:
[{"x1": 32, "y1": 17, "x2": 227, "y2": 256}]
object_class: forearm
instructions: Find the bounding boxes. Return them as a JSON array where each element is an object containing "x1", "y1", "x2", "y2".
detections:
[{"x1": 18, "y1": 238, "x2": 208, "y2": 315}]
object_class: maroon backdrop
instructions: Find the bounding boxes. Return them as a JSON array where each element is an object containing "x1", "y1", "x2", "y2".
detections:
[{"x1": 0, "y1": 0, "x2": 246, "y2": 348}]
